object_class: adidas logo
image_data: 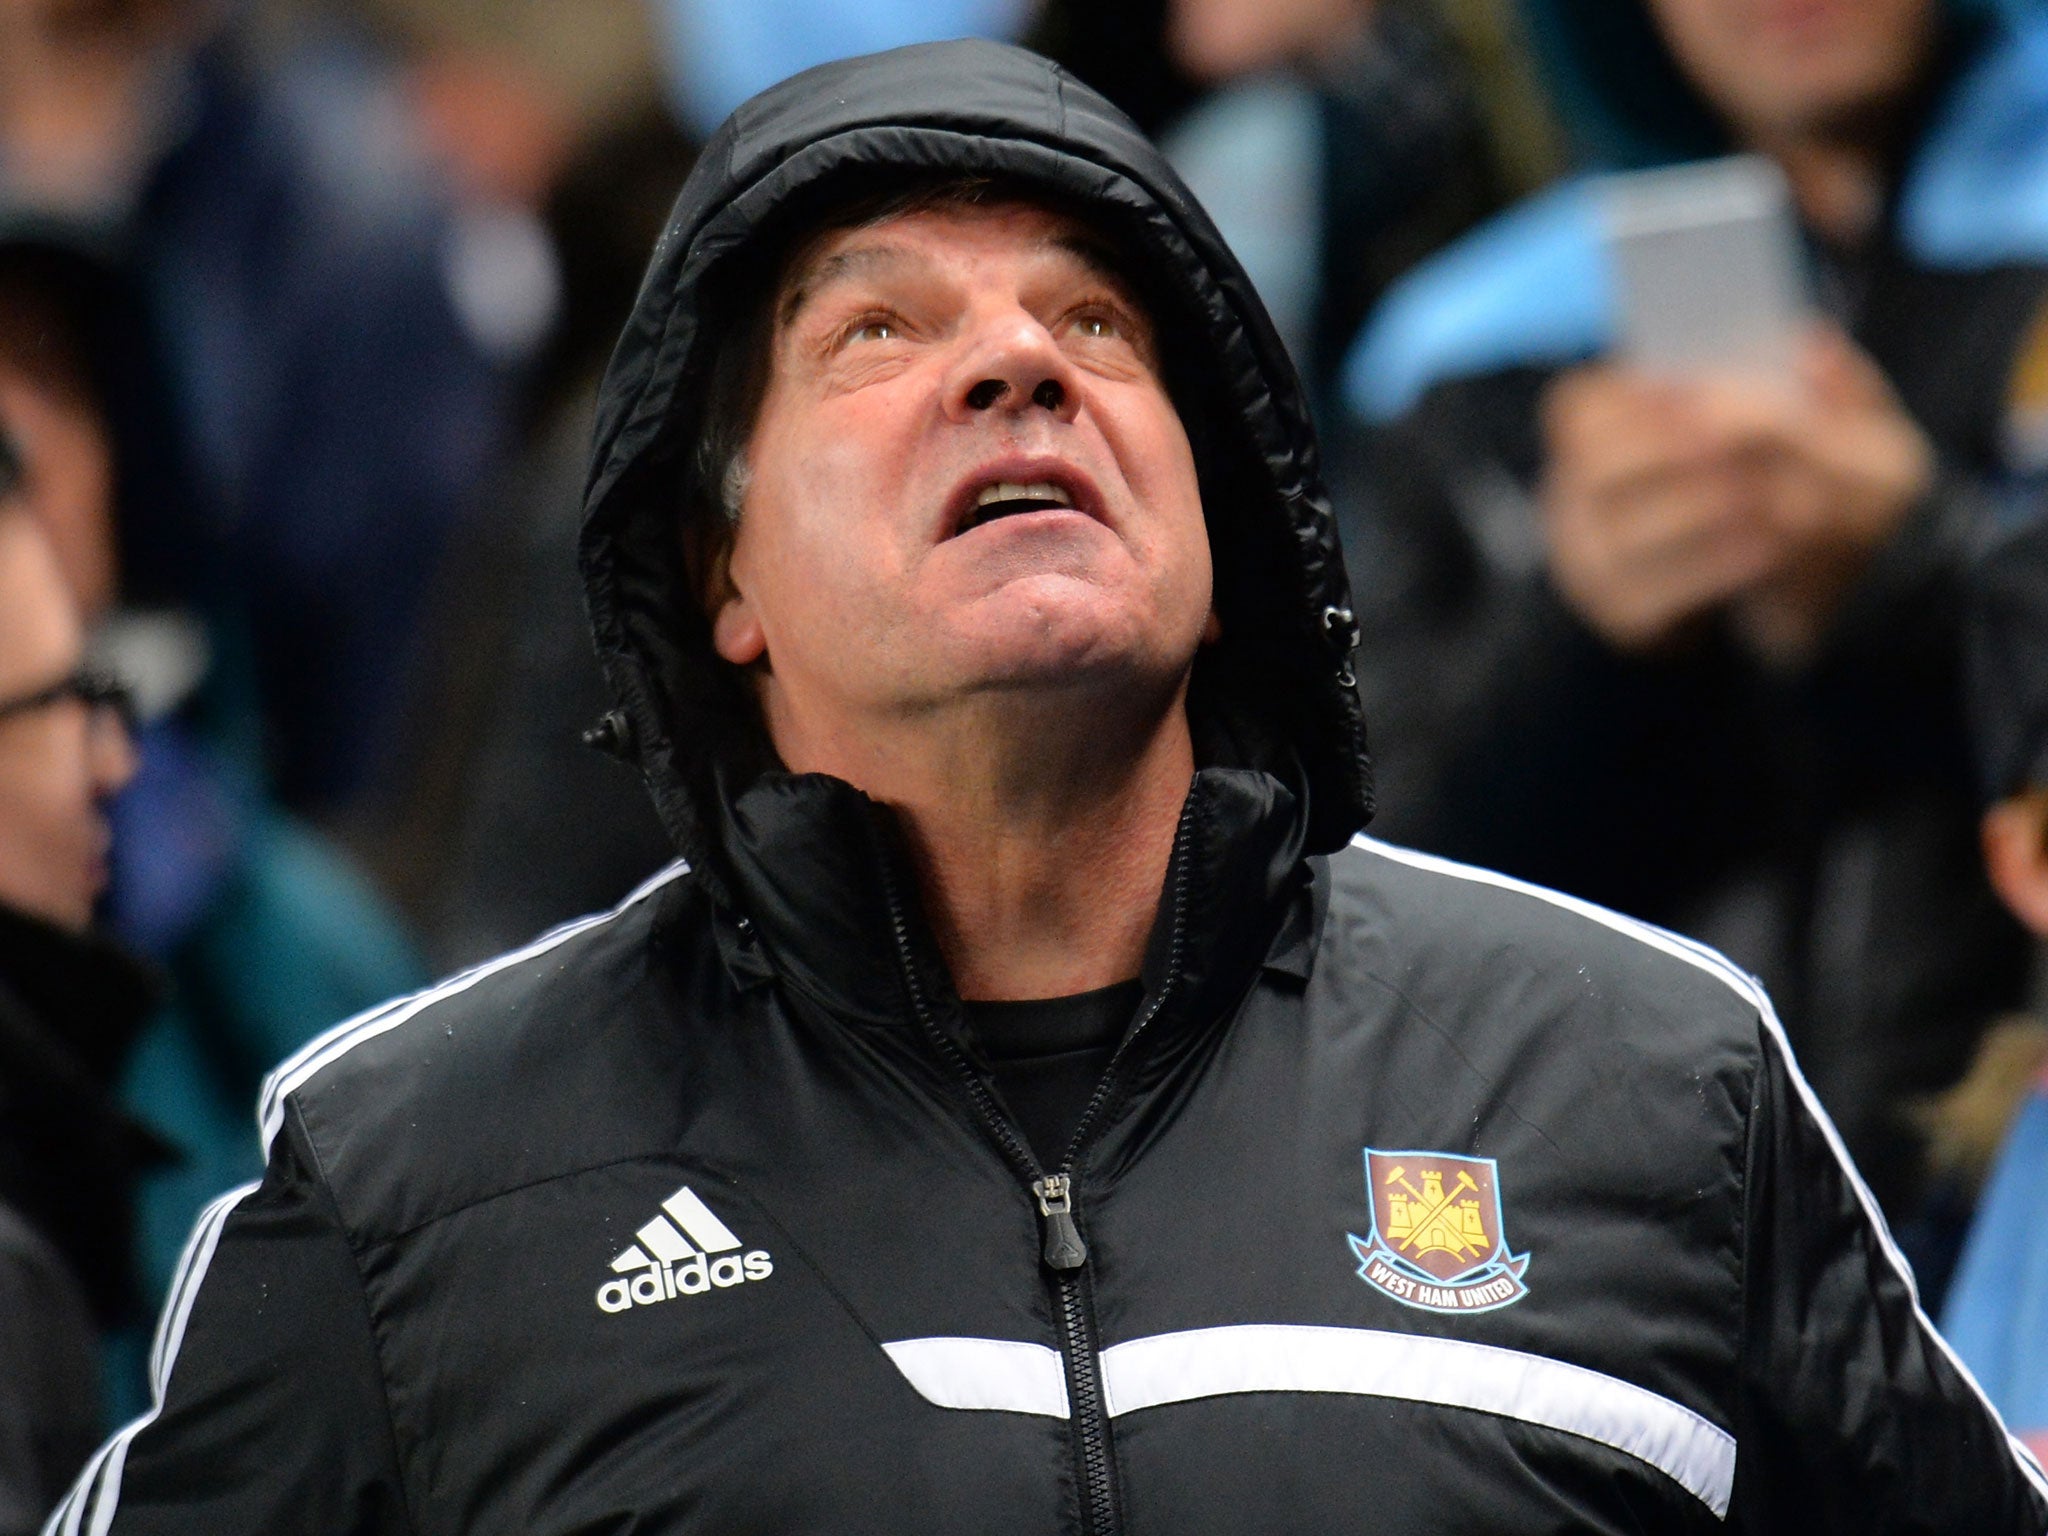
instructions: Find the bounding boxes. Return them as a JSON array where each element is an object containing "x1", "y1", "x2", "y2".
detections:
[{"x1": 596, "y1": 1185, "x2": 773, "y2": 1314}]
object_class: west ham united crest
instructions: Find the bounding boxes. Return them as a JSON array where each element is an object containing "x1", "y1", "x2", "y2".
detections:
[{"x1": 1348, "y1": 1149, "x2": 1530, "y2": 1314}]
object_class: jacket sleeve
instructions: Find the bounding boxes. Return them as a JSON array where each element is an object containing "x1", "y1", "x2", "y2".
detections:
[
  {"x1": 41, "y1": 1111, "x2": 412, "y2": 1536},
  {"x1": 1732, "y1": 1016, "x2": 2048, "y2": 1533}
]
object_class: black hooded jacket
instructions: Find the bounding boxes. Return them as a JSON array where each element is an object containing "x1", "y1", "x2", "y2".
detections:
[{"x1": 47, "y1": 41, "x2": 2047, "y2": 1536}]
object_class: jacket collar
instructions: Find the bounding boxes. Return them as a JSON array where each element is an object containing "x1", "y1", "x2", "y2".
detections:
[
  {"x1": 711, "y1": 759, "x2": 1317, "y2": 1050},
  {"x1": 0, "y1": 902, "x2": 162, "y2": 1086}
]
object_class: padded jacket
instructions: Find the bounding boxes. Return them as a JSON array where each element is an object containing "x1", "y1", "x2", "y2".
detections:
[{"x1": 46, "y1": 40, "x2": 2048, "y2": 1536}]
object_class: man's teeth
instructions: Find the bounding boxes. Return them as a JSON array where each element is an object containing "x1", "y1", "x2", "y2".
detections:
[{"x1": 973, "y1": 480, "x2": 1072, "y2": 509}]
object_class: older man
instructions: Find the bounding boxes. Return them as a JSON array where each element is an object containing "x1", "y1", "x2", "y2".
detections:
[{"x1": 51, "y1": 40, "x2": 2045, "y2": 1536}]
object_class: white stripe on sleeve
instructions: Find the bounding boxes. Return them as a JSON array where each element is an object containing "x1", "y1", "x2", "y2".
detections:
[
  {"x1": 43, "y1": 1181, "x2": 259, "y2": 1536},
  {"x1": 258, "y1": 861, "x2": 688, "y2": 1153}
]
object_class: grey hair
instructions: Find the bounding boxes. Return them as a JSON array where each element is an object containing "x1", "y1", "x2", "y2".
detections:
[{"x1": 719, "y1": 452, "x2": 751, "y2": 526}]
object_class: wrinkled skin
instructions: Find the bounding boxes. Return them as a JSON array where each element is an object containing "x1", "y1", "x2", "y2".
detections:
[{"x1": 712, "y1": 200, "x2": 1215, "y2": 773}]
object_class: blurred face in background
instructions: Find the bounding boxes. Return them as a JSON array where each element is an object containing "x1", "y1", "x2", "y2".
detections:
[
  {"x1": 1644, "y1": 0, "x2": 1938, "y2": 145},
  {"x1": 0, "y1": 270, "x2": 116, "y2": 615},
  {"x1": 0, "y1": 509, "x2": 134, "y2": 931},
  {"x1": 1166, "y1": 0, "x2": 1373, "y2": 82}
]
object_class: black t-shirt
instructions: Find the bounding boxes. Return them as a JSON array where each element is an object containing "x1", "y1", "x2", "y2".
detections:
[{"x1": 961, "y1": 980, "x2": 1144, "y2": 1168}]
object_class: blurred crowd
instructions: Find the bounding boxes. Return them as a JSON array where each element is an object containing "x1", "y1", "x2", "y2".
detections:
[{"x1": 2, "y1": 0, "x2": 2046, "y2": 1522}]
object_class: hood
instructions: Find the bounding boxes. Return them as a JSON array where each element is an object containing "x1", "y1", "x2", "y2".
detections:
[{"x1": 579, "y1": 39, "x2": 1371, "y2": 902}]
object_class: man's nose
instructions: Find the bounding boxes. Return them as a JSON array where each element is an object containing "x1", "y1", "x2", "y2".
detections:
[
  {"x1": 88, "y1": 708, "x2": 138, "y2": 800},
  {"x1": 946, "y1": 312, "x2": 1082, "y2": 424}
]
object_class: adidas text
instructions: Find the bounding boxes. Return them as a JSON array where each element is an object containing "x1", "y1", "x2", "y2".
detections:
[
  {"x1": 597, "y1": 1183, "x2": 772, "y2": 1314},
  {"x1": 596, "y1": 1250, "x2": 773, "y2": 1312}
]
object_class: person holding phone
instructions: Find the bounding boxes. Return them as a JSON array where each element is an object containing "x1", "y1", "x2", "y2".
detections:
[{"x1": 1336, "y1": 0, "x2": 2048, "y2": 1270}]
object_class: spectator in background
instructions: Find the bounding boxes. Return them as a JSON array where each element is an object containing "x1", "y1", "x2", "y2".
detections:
[
  {"x1": 264, "y1": 0, "x2": 693, "y2": 960},
  {"x1": 0, "y1": 216, "x2": 422, "y2": 1389},
  {"x1": 1161, "y1": 0, "x2": 1555, "y2": 414},
  {"x1": 1941, "y1": 513, "x2": 2048, "y2": 1461},
  {"x1": 0, "y1": 496, "x2": 167, "y2": 1535},
  {"x1": 407, "y1": 108, "x2": 691, "y2": 968},
  {"x1": 1026, "y1": 0, "x2": 1205, "y2": 137},
  {"x1": 0, "y1": 0, "x2": 519, "y2": 816},
  {"x1": 1336, "y1": 0, "x2": 2048, "y2": 1267}
]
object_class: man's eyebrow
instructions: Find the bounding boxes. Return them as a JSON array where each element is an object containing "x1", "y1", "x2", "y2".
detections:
[
  {"x1": 775, "y1": 224, "x2": 1148, "y2": 332},
  {"x1": 779, "y1": 244, "x2": 918, "y2": 328},
  {"x1": 1049, "y1": 231, "x2": 1139, "y2": 296}
]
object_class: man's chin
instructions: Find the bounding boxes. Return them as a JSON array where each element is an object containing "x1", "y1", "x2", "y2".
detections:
[{"x1": 940, "y1": 607, "x2": 1186, "y2": 691}]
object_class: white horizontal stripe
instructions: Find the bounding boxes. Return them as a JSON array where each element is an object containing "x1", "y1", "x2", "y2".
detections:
[
  {"x1": 258, "y1": 861, "x2": 688, "y2": 1153},
  {"x1": 1098, "y1": 1323, "x2": 1734, "y2": 1517},
  {"x1": 45, "y1": 1182, "x2": 259, "y2": 1536},
  {"x1": 1353, "y1": 834, "x2": 2048, "y2": 1507},
  {"x1": 882, "y1": 1337, "x2": 1071, "y2": 1418}
]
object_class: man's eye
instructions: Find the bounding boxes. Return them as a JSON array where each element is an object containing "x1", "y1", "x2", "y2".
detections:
[
  {"x1": 1075, "y1": 314, "x2": 1116, "y2": 339},
  {"x1": 846, "y1": 318, "x2": 899, "y2": 343}
]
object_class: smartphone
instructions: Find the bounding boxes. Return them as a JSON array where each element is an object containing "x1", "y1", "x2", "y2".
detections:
[{"x1": 1597, "y1": 155, "x2": 1810, "y2": 378}]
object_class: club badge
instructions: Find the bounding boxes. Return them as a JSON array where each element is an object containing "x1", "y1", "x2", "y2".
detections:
[{"x1": 1348, "y1": 1148, "x2": 1529, "y2": 1314}]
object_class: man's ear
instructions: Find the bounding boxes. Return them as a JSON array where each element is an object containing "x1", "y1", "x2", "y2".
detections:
[
  {"x1": 1983, "y1": 790, "x2": 2048, "y2": 938},
  {"x1": 700, "y1": 526, "x2": 767, "y2": 666},
  {"x1": 712, "y1": 591, "x2": 765, "y2": 666}
]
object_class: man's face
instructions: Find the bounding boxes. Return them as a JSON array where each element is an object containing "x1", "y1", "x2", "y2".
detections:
[
  {"x1": 1644, "y1": 0, "x2": 1936, "y2": 144},
  {"x1": 711, "y1": 199, "x2": 1214, "y2": 764},
  {"x1": 0, "y1": 512, "x2": 134, "y2": 931}
]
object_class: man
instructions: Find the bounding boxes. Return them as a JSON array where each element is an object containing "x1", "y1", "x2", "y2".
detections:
[
  {"x1": 50, "y1": 40, "x2": 2046, "y2": 1535},
  {"x1": 0, "y1": 493, "x2": 162, "y2": 1535},
  {"x1": 1339, "y1": 0, "x2": 2048, "y2": 1239}
]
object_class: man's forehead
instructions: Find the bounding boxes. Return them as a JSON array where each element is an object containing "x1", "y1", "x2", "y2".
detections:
[{"x1": 777, "y1": 199, "x2": 1139, "y2": 325}]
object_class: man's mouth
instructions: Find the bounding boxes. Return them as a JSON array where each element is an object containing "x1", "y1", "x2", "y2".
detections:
[{"x1": 955, "y1": 479, "x2": 1076, "y2": 535}]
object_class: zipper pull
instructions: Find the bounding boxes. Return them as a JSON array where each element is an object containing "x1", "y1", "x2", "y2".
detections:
[{"x1": 1032, "y1": 1174, "x2": 1088, "y2": 1271}]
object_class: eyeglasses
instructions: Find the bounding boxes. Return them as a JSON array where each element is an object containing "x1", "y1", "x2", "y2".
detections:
[{"x1": 0, "y1": 667, "x2": 137, "y2": 733}]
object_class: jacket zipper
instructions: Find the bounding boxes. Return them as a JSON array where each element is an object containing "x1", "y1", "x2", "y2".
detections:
[{"x1": 876, "y1": 796, "x2": 1199, "y2": 1536}]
